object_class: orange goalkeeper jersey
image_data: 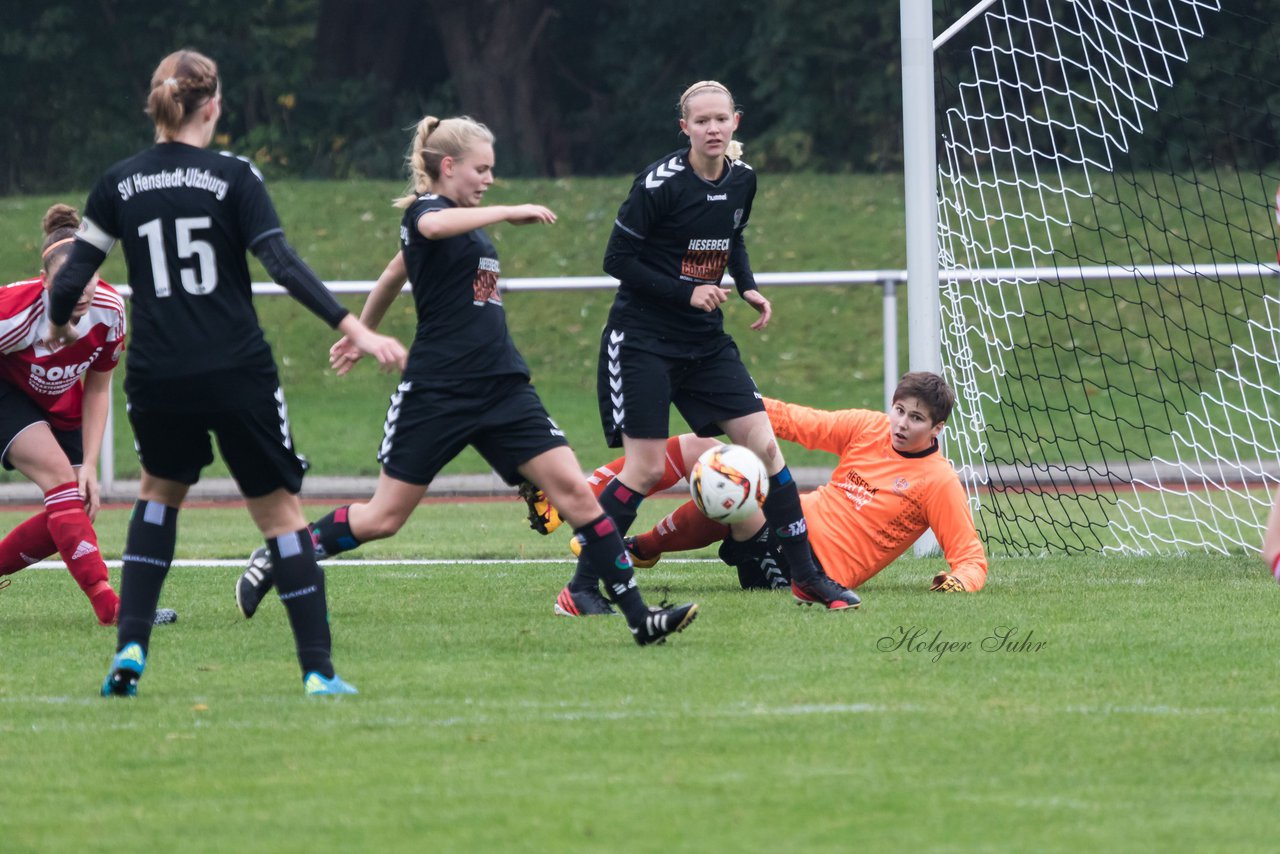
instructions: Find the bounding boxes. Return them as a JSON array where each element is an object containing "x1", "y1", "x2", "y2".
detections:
[{"x1": 765, "y1": 398, "x2": 987, "y2": 592}]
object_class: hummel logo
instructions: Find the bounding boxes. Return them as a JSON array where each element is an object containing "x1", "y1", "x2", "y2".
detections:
[
  {"x1": 72, "y1": 540, "x2": 98, "y2": 560},
  {"x1": 644, "y1": 157, "x2": 685, "y2": 189}
]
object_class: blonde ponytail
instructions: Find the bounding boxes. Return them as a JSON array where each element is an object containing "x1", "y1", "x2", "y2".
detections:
[{"x1": 394, "y1": 115, "x2": 495, "y2": 208}]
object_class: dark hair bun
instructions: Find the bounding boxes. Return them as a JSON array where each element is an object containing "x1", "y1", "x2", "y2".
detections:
[{"x1": 42, "y1": 203, "x2": 80, "y2": 236}]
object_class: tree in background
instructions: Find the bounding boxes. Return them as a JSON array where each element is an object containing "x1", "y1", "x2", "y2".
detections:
[{"x1": 1, "y1": 0, "x2": 1273, "y2": 195}]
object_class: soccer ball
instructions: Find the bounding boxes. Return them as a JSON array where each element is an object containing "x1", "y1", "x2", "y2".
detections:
[{"x1": 689, "y1": 444, "x2": 770, "y2": 524}]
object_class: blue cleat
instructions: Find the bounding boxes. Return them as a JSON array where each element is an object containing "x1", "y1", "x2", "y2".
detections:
[
  {"x1": 303, "y1": 672, "x2": 359, "y2": 696},
  {"x1": 101, "y1": 642, "x2": 146, "y2": 698}
]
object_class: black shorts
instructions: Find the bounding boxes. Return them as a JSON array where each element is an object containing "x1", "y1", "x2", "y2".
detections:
[
  {"x1": 0, "y1": 381, "x2": 83, "y2": 471},
  {"x1": 597, "y1": 328, "x2": 765, "y2": 448},
  {"x1": 127, "y1": 387, "x2": 308, "y2": 498},
  {"x1": 377, "y1": 375, "x2": 569, "y2": 487}
]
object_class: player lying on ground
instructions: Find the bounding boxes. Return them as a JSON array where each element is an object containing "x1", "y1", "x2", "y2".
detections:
[
  {"x1": 525, "y1": 371, "x2": 987, "y2": 595},
  {"x1": 0, "y1": 203, "x2": 175, "y2": 625}
]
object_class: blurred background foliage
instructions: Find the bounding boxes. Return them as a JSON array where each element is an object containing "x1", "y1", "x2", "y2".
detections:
[{"x1": 2, "y1": 0, "x2": 1276, "y2": 195}]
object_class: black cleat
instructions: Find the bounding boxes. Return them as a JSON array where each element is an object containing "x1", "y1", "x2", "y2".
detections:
[
  {"x1": 791, "y1": 573, "x2": 861, "y2": 611},
  {"x1": 631, "y1": 602, "x2": 699, "y2": 646},
  {"x1": 236, "y1": 547, "x2": 276, "y2": 619},
  {"x1": 554, "y1": 584, "x2": 617, "y2": 616},
  {"x1": 153, "y1": 608, "x2": 178, "y2": 626}
]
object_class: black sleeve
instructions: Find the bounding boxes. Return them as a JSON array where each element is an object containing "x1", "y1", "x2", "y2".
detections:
[
  {"x1": 727, "y1": 229, "x2": 757, "y2": 295},
  {"x1": 49, "y1": 240, "x2": 109, "y2": 325},
  {"x1": 602, "y1": 226, "x2": 694, "y2": 304},
  {"x1": 252, "y1": 233, "x2": 350, "y2": 329}
]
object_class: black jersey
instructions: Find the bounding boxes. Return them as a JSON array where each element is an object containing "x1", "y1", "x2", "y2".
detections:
[
  {"x1": 399, "y1": 194, "x2": 529, "y2": 386},
  {"x1": 80, "y1": 142, "x2": 282, "y2": 406},
  {"x1": 603, "y1": 148, "x2": 758, "y2": 351}
]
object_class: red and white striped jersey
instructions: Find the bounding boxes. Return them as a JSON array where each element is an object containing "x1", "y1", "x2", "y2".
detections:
[{"x1": 0, "y1": 276, "x2": 125, "y2": 430}]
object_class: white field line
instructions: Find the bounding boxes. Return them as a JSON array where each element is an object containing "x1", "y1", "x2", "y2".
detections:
[
  {"x1": 22, "y1": 557, "x2": 722, "y2": 570},
  {"x1": 2, "y1": 698, "x2": 1274, "y2": 726}
]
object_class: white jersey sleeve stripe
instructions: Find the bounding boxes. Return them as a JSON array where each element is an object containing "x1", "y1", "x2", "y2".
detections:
[{"x1": 0, "y1": 304, "x2": 42, "y2": 354}]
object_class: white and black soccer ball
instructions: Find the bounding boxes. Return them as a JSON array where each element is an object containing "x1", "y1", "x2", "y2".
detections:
[{"x1": 689, "y1": 444, "x2": 770, "y2": 524}]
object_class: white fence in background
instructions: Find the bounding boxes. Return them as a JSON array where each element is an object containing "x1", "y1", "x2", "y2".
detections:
[
  {"x1": 98, "y1": 271, "x2": 905, "y2": 492},
  {"x1": 97, "y1": 262, "x2": 1279, "y2": 493}
]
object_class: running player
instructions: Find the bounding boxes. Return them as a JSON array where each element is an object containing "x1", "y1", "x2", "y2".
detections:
[
  {"x1": 48, "y1": 49, "x2": 406, "y2": 697},
  {"x1": 579, "y1": 79, "x2": 858, "y2": 611},
  {"x1": 0, "y1": 203, "x2": 179, "y2": 626},
  {"x1": 569, "y1": 372, "x2": 987, "y2": 594},
  {"x1": 232, "y1": 115, "x2": 697, "y2": 646}
]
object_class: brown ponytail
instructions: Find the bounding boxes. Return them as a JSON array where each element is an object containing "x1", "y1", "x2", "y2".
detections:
[
  {"x1": 145, "y1": 49, "x2": 220, "y2": 141},
  {"x1": 40, "y1": 203, "x2": 81, "y2": 274}
]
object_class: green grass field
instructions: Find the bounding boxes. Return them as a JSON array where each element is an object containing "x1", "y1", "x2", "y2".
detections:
[{"x1": 2, "y1": 499, "x2": 1279, "y2": 852}]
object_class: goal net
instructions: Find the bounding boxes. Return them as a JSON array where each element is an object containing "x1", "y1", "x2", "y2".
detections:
[{"x1": 933, "y1": 0, "x2": 1280, "y2": 554}]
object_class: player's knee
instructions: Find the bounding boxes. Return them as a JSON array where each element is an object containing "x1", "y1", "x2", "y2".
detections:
[
  {"x1": 544, "y1": 480, "x2": 600, "y2": 528},
  {"x1": 357, "y1": 512, "x2": 407, "y2": 541},
  {"x1": 621, "y1": 461, "x2": 664, "y2": 493}
]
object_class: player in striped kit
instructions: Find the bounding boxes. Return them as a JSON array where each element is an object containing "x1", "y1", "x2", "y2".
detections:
[
  {"x1": 48, "y1": 49, "x2": 405, "y2": 697},
  {"x1": 0, "y1": 204, "x2": 150, "y2": 625}
]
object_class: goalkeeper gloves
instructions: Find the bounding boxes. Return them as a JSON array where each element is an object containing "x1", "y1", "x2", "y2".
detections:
[
  {"x1": 518, "y1": 481, "x2": 562, "y2": 535},
  {"x1": 930, "y1": 572, "x2": 966, "y2": 592}
]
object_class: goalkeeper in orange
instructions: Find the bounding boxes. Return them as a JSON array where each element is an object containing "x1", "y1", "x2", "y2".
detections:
[{"x1": 523, "y1": 371, "x2": 986, "y2": 594}]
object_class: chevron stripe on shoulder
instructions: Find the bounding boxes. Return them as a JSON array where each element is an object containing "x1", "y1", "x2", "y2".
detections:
[{"x1": 644, "y1": 156, "x2": 686, "y2": 189}]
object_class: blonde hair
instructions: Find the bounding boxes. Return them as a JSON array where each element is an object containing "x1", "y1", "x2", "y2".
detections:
[
  {"x1": 145, "y1": 49, "x2": 220, "y2": 140},
  {"x1": 40, "y1": 203, "x2": 81, "y2": 274},
  {"x1": 393, "y1": 116, "x2": 496, "y2": 208},
  {"x1": 679, "y1": 80, "x2": 744, "y2": 161}
]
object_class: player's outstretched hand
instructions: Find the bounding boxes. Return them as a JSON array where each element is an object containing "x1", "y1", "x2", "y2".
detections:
[
  {"x1": 507, "y1": 204, "x2": 556, "y2": 226},
  {"x1": 691, "y1": 284, "x2": 731, "y2": 312},
  {"x1": 930, "y1": 572, "x2": 966, "y2": 592},
  {"x1": 349, "y1": 329, "x2": 407, "y2": 374},
  {"x1": 742, "y1": 289, "x2": 772, "y2": 330},
  {"x1": 329, "y1": 335, "x2": 362, "y2": 376}
]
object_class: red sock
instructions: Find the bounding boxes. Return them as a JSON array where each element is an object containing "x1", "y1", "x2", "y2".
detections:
[
  {"x1": 43, "y1": 483, "x2": 118, "y2": 624},
  {"x1": 586, "y1": 437, "x2": 687, "y2": 497},
  {"x1": 0, "y1": 511, "x2": 58, "y2": 575},
  {"x1": 632, "y1": 500, "x2": 728, "y2": 559}
]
